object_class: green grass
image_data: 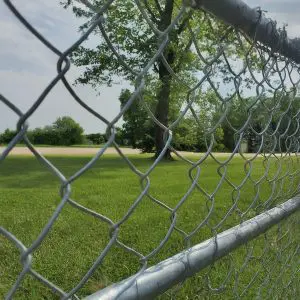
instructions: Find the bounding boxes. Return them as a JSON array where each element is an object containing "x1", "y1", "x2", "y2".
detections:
[
  {"x1": 1, "y1": 144, "x2": 108, "y2": 148},
  {"x1": 1, "y1": 144, "x2": 133, "y2": 148},
  {"x1": 0, "y1": 154, "x2": 299, "y2": 299}
]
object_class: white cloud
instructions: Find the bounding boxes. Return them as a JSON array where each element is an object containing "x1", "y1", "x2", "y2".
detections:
[
  {"x1": 0, "y1": 0, "x2": 126, "y2": 134},
  {"x1": 0, "y1": 18, "x2": 56, "y2": 74},
  {"x1": 0, "y1": 69, "x2": 126, "y2": 133}
]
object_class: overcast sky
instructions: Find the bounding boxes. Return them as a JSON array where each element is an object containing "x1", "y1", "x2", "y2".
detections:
[{"x1": 0, "y1": 0, "x2": 299, "y2": 134}]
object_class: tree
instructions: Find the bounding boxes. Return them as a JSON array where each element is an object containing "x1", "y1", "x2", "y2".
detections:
[
  {"x1": 62, "y1": 0, "x2": 227, "y2": 159},
  {"x1": 52, "y1": 116, "x2": 84, "y2": 146},
  {"x1": 86, "y1": 133, "x2": 106, "y2": 145},
  {"x1": 119, "y1": 89, "x2": 155, "y2": 152},
  {"x1": 0, "y1": 129, "x2": 17, "y2": 144},
  {"x1": 218, "y1": 92, "x2": 300, "y2": 153},
  {"x1": 119, "y1": 85, "x2": 227, "y2": 152},
  {"x1": 0, "y1": 117, "x2": 85, "y2": 146}
]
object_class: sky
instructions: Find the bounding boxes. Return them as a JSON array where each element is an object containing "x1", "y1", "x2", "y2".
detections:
[{"x1": 0, "y1": 0, "x2": 299, "y2": 134}]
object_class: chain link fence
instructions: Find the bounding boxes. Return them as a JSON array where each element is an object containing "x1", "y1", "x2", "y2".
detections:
[{"x1": 1, "y1": 0, "x2": 300, "y2": 299}]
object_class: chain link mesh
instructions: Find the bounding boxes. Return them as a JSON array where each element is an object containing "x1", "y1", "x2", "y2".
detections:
[{"x1": 1, "y1": 0, "x2": 300, "y2": 299}]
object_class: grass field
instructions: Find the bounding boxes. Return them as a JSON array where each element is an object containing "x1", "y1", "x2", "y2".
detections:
[
  {"x1": 1, "y1": 154, "x2": 299, "y2": 299},
  {"x1": 1, "y1": 144, "x2": 106, "y2": 148},
  {"x1": 1, "y1": 144, "x2": 131, "y2": 148}
]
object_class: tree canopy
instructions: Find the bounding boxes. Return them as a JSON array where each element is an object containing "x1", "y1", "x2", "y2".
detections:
[
  {"x1": 0, "y1": 116, "x2": 85, "y2": 146},
  {"x1": 60, "y1": 1, "x2": 300, "y2": 156},
  {"x1": 62, "y1": 0, "x2": 228, "y2": 158}
]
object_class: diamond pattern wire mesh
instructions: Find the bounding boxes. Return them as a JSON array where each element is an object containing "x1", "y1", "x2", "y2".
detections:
[{"x1": 0, "y1": 0, "x2": 300, "y2": 299}]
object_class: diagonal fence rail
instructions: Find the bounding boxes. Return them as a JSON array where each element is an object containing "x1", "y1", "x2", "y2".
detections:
[
  {"x1": 86, "y1": 196, "x2": 300, "y2": 299},
  {"x1": 1, "y1": 0, "x2": 300, "y2": 299}
]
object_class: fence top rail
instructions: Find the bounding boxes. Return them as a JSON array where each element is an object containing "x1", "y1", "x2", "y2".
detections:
[
  {"x1": 2, "y1": 0, "x2": 300, "y2": 299},
  {"x1": 85, "y1": 196, "x2": 300, "y2": 300},
  {"x1": 189, "y1": 0, "x2": 300, "y2": 64}
]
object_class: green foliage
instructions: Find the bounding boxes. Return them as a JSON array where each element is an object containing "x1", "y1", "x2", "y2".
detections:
[
  {"x1": 85, "y1": 133, "x2": 106, "y2": 145},
  {"x1": 218, "y1": 93, "x2": 300, "y2": 153},
  {"x1": 172, "y1": 118, "x2": 225, "y2": 152},
  {"x1": 0, "y1": 117, "x2": 85, "y2": 146},
  {"x1": 61, "y1": 0, "x2": 229, "y2": 157},
  {"x1": 119, "y1": 89, "x2": 155, "y2": 152},
  {"x1": 52, "y1": 116, "x2": 84, "y2": 146},
  {"x1": 0, "y1": 129, "x2": 17, "y2": 144},
  {"x1": 118, "y1": 86, "x2": 228, "y2": 153},
  {"x1": 60, "y1": 1, "x2": 300, "y2": 155},
  {"x1": 63, "y1": 0, "x2": 202, "y2": 86},
  {"x1": 31, "y1": 126, "x2": 56, "y2": 145}
]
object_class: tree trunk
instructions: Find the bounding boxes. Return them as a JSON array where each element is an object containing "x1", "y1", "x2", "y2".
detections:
[
  {"x1": 154, "y1": 0, "x2": 174, "y2": 160},
  {"x1": 155, "y1": 73, "x2": 172, "y2": 159}
]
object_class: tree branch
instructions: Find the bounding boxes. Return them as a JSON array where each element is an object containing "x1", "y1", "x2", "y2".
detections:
[
  {"x1": 173, "y1": 36, "x2": 194, "y2": 72},
  {"x1": 154, "y1": 0, "x2": 163, "y2": 15},
  {"x1": 177, "y1": 10, "x2": 193, "y2": 35},
  {"x1": 142, "y1": 0, "x2": 159, "y2": 24},
  {"x1": 159, "y1": 0, "x2": 174, "y2": 31}
]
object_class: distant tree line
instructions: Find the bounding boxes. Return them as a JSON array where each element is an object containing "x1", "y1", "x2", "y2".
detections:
[
  {"x1": 0, "y1": 117, "x2": 106, "y2": 146},
  {"x1": 2, "y1": 93, "x2": 299, "y2": 154},
  {"x1": 117, "y1": 90, "x2": 300, "y2": 154}
]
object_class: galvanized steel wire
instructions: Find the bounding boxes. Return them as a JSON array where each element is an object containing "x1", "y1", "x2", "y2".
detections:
[{"x1": 1, "y1": 0, "x2": 300, "y2": 299}]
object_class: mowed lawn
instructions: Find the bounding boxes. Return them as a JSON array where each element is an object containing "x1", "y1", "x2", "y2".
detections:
[{"x1": 1, "y1": 154, "x2": 299, "y2": 299}]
